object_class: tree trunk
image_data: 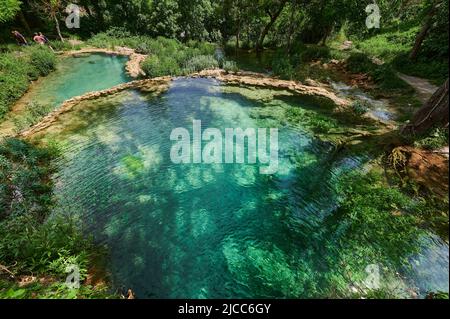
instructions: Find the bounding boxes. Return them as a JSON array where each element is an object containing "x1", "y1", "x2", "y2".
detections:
[
  {"x1": 54, "y1": 14, "x2": 64, "y2": 42},
  {"x1": 255, "y1": 1, "x2": 287, "y2": 52},
  {"x1": 286, "y1": 5, "x2": 296, "y2": 54},
  {"x1": 320, "y1": 25, "x2": 332, "y2": 46},
  {"x1": 236, "y1": 18, "x2": 241, "y2": 51},
  {"x1": 18, "y1": 10, "x2": 32, "y2": 35},
  {"x1": 402, "y1": 78, "x2": 449, "y2": 135},
  {"x1": 409, "y1": 4, "x2": 437, "y2": 60}
]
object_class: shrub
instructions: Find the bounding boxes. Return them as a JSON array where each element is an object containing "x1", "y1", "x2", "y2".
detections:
[
  {"x1": 11, "y1": 101, "x2": 53, "y2": 133},
  {"x1": 371, "y1": 64, "x2": 412, "y2": 91},
  {"x1": 182, "y1": 55, "x2": 219, "y2": 74},
  {"x1": 346, "y1": 52, "x2": 375, "y2": 74},
  {"x1": 0, "y1": 46, "x2": 57, "y2": 119},
  {"x1": 142, "y1": 55, "x2": 181, "y2": 78},
  {"x1": 29, "y1": 47, "x2": 56, "y2": 76},
  {"x1": 413, "y1": 127, "x2": 449, "y2": 150},
  {"x1": 87, "y1": 33, "x2": 217, "y2": 79},
  {"x1": 0, "y1": 138, "x2": 113, "y2": 298},
  {"x1": 50, "y1": 40, "x2": 79, "y2": 52},
  {"x1": 393, "y1": 52, "x2": 448, "y2": 86},
  {"x1": 186, "y1": 40, "x2": 216, "y2": 56},
  {"x1": 272, "y1": 56, "x2": 295, "y2": 80},
  {"x1": 223, "y1": 60, "x2": 239, "y2": 73},
  {"x1": 0, "y1": 53, "x2": 34, "y2": 118},
  {"x1": 0, "y1": 138, "x2": 57, "y2": 220}
]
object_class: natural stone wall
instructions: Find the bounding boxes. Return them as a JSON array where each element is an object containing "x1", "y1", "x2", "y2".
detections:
[
  {"x1": 191, "y1": 69, "x2": 349, "y2": 107},
  {"x1": 20, "y1": 77, "x2": 171, "y2": 138}
]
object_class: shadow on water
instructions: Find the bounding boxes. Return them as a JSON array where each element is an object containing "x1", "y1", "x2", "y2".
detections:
[{"x1": 45, "y1": 78, "x2": 448, "y2": 298}]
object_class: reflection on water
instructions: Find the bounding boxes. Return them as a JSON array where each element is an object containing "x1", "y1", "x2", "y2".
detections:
[{"x1": 46, "y1": 78, "x2": 448, "y2": 298}]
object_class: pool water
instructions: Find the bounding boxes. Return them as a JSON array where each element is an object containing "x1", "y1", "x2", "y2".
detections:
[
  {"x1": 42, "y1": 78, "x2": 448, "y2": 298},
  {"x1": 27, "y1": 53, "x2": 131, "y2": 107}
]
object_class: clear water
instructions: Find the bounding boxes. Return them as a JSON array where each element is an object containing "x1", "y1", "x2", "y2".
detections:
[
  {"x1": 330, "y1": 81, "x2": 396, "y2": 123},
  {"x1": 27, "y1": 53, "x2": 131, "y2": 107},
  {"x1": 44, "y1": 78, "x2": 448, "y2": 298}
]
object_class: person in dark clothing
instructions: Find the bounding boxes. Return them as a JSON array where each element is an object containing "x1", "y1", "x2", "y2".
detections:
[{"x1": 12, "y1": 30, "x2": 28, "y2": 46}]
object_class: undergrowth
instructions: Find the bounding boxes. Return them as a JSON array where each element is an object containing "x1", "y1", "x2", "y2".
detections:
[{"x1": 0, "y1": 138, "x2": 114, "y2": 299}]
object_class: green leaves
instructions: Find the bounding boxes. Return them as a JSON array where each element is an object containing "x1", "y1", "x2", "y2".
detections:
[
  {"x1": 0, "y1": 46, "x2": 56, "y2": 119},
  {"x1": 0, "y1": 0, "x2": 21, "y2": 23},
  {"x1": 29, "y1": 46, "x2": 56, "y2": 77}
]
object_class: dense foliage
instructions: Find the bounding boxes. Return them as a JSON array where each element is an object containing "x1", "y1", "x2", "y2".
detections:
[
  {"x1": 0, "y1": 46, "x2": 55, "y2": 119},
  {"x1": 87, "y1": 32, "x2": 234, "y2": 77},
  {"x1": 0, "y1": 138, "x2": 112, "y2": 298}
]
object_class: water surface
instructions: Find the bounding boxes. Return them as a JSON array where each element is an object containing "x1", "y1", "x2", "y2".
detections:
[
  {"x1": 44, "y1": 78, "x2": 448, "y2": 298},
  {"x1": 26, "y1": 53, "x2": 130, "y2": 107}
]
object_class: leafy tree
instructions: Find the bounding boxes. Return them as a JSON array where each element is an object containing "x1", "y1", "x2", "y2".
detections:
[
  {"x1": 410, "y1": 0, "x2": 448, "y2": 60},
  {"x1": 31, "y1": 0, "x2": 68, "y2": 41},
  {"x1": 255, "y1": 0, "x2": 288, "y2": 51},
  {"x1": 148, "y1": 0, "x2": 180, "y2": 38},
  {"x1": 0, "y1": 0, "x2": 22, "y2": 23},
  {"x1": 177, "y1": 0, "x2": 215, "y2": 41}
]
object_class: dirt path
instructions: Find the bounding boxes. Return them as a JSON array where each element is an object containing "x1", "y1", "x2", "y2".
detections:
[{"x1": 397, "y1": 73, "x2": 439, "y2": 103}]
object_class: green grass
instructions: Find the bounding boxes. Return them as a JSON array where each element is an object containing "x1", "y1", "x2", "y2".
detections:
[
  {"x1": 352, "y1": 26, "x2": 448, "y2": 85},
  {"x1": 10, "y1": 101, "x2": 53, "y2": 134},
  {"x1": 0, "y1": 279, "x2": 115, "y2": 299},
  {"x1": 0, "y1": 46, "x2": 56, "y2": 119},
  {"x1": 354, "y1": 28, "x2": 417, "y2": 61}
]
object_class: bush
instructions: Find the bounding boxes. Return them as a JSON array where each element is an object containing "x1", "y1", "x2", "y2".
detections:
[
  {"x1": 413, "y1": 127, "x2": 449, "y2": 150},
  {"x1": 50, "y1": 40, "x2": 80, "y2": 52},
  {"x1": 0, "y1": 138, "x2": 57, "y2": 219},
  {"x1": 298, "y1": 45, "x2": 331, "y2": 63},
  {"x1": 0, "y1": 54, "x2": 34, "y2": 118},
  {"x1": 272, "y1": 56, "x2": 295, "y2": 80},
  {"x1": 0, "y1": 46, "x2": 56, "y2": 119},
  {"x1": 141, "y1": 55, "x2": 181, "y2": 78},
  {"x1": 371, "y1": 64, "x2": 412, "y2": 91},
  {"x1": 346, "y1": 53, "x2": 413, "y2": 93},
  {"x1": 393, "y1": 52, "x2": 448, "y2": 86},
  {"x1": 182, "y1": 55, "x2": 219, "y2": 74},
  {"x1": 11, "y1": 101, "x2": 53, "y2": 133},
  {"x1": 88, "y1": 33, "x2": 217, "y2": 79},
  {"x1": 29, "y1": 47, "x2": 56, "y2": 76},
  {"x1": 223, "y1": 60, "x2": 239, "y2": 73},
  {"x1": 346, "y1": 52, "x2": 376, "y2": 74}
]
